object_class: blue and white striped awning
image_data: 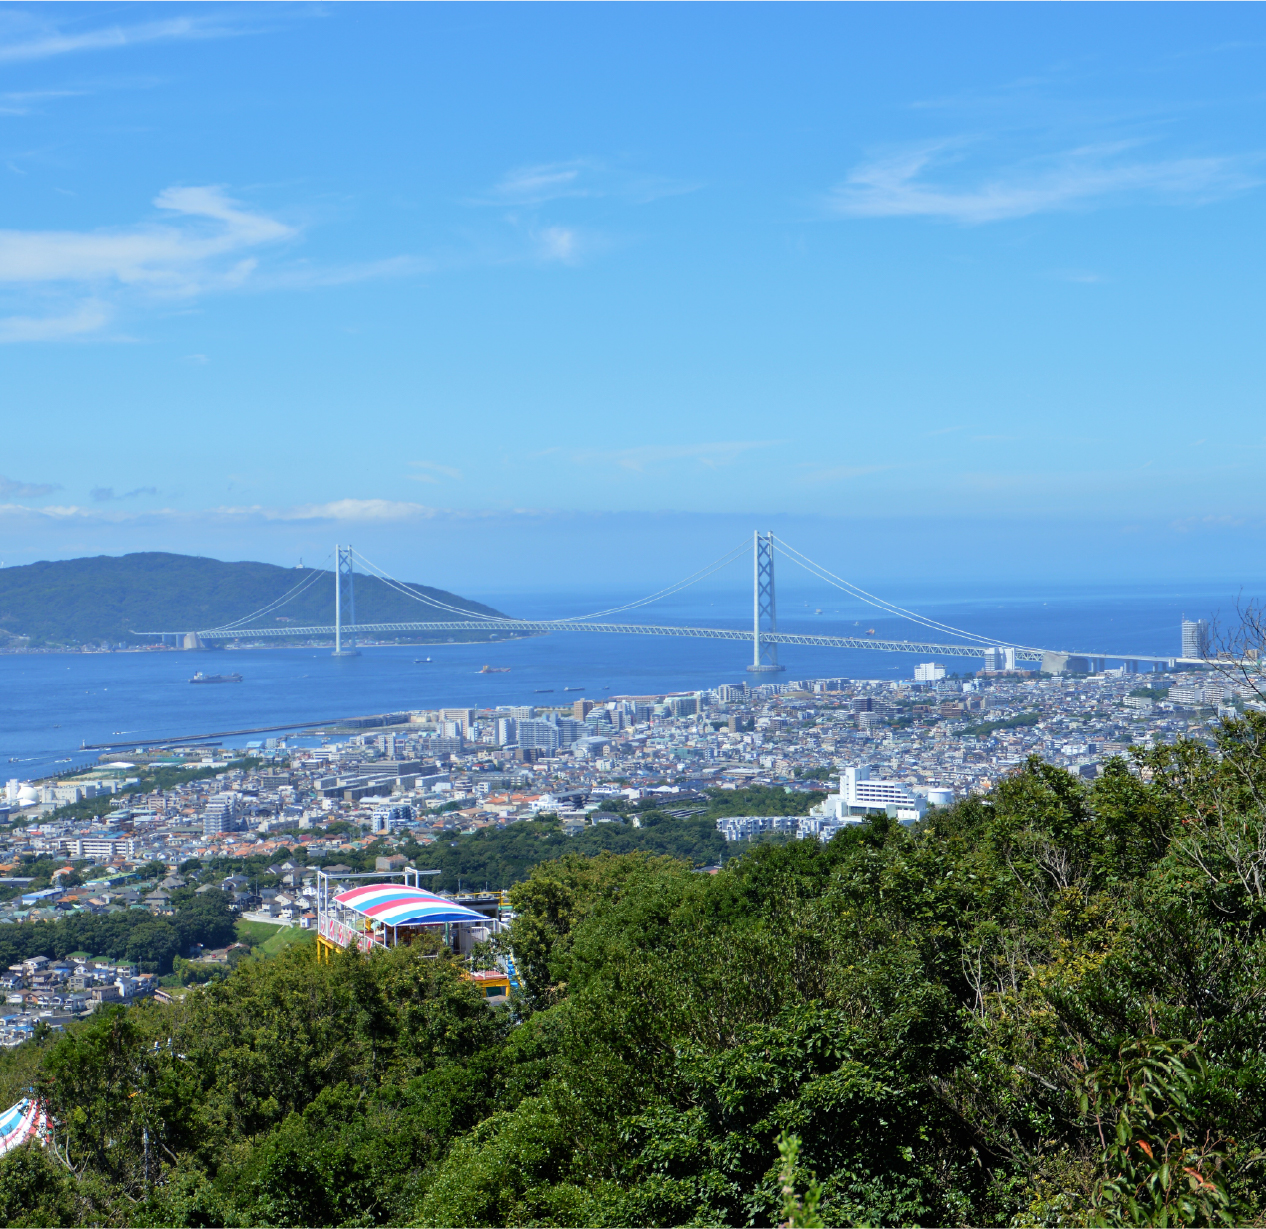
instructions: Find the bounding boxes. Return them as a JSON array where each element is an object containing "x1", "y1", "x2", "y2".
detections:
[
  {"x1": 333, "y1": 884, "x2": 490, "y2": 927},
  {"x1": 0, "y1": 1098, "x2": 49, "y2": 1155}
]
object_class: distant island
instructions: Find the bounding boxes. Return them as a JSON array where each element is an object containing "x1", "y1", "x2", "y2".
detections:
[{"x1": 0, "y1": 552, "x2": 514, "y2": 650}]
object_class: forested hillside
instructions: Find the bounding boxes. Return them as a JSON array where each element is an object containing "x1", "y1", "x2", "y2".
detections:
[
  {"x1": 5, "y1": 719, "x2": 1266, "y2": 1225},
  {"x1": 0, "y1": 552, "x2": 508, "y2": 647}
]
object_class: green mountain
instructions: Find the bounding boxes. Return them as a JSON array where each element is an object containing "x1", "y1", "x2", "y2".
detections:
[{"x1": 0, "y1": 552, "x2": 513, "y2": 647}]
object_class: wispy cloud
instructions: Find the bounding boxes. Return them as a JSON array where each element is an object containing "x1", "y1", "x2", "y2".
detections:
[
  {"x1": 0, "y1": 498, "x2": 554, "y2": 528},
  {"x1": 0, "y1": 185, "x2": 443, "y2": 341},
  {"x1": 0, "y1": 300, "x2": 111, "y2": 343},
  {"x1": 408, "y1": 461, "x2": 464, "y2": 484},
  {"x1": 260, "y1": 499, "x2": 441, "y2": 523},
  {"x1": 91, "y1": 486, "x2": 158, "y2": 502},
  {"x1": 484, "y1": 159, "x2": 697, "y2": 208},
  {"x1": 0, "y1": 499, "x2": 441, "y2": 525},
  {"x1": 0, "y1": 185, "x2": 293, "y2": 290},
  {"x1": 0, "y1": 475, "x2": 59, "y2": 499},
  {"x1": 0, "y1": 88, "x2": 84, "y2": 116},
  {"x1": 573, "y1": 441, "x2": 783, "y2": 473},
  {"x1": 533, "y1": 226, "x2": 580, "y2": 264},
  {"x1": 829, "y1": 140, "x2": 1260, "y2": 224},
  {"x1": 797, "y1": 464, "x2": 892, "y2": 486},
  {"x1": 0, "y1": 15, "x2": 246, "y2": 64},
  {"x1": 490, "y1": 161, "x2": 594, "y2": 207},
  {"x1": 248, "y1": 255, "x2": 431, "y2": 291},
  {"x1": 472, "y1": 159, "x2": 696, "y2": 267}
]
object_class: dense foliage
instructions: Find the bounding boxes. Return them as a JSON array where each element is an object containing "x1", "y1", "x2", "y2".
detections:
[
  {"x1": 0, "y1": 552, "x2": 508, "y2": 646},
  {"x1": 6, "y1": 717, "x2": 1266, "y2": 1224},
  {"x1": 0, "y1": 888, "x2": 235, "y2": 974},
  {"x1": 695, "y1": 784, "x2": 826, "y2": 819},
  {"x1": 404, "y1": 813, "x2": 732, "y2": 893}
]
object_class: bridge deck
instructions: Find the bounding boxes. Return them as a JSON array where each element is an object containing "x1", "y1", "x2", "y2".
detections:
[{"x1": 137, "y1": 620, "x2": 1184, "y2": 665}]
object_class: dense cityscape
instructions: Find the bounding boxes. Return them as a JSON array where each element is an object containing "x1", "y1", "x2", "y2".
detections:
[{"x1": 0, "y1": 616, "x2": 1246, "y2": 1014}]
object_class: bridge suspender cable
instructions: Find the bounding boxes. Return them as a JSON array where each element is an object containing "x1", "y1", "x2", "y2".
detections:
[
  {"x1": 350, "y1": 541, "x2": 753, "y2": 626},
  {"x1": 349, "y1": 549, "x2": 513, "y2": 621},
  {"x1": 202, "y1": 553, "x2": 333, "y2": 632},
  {"x1": 771, "y1": 539, "x2": 1043, "y2": 652},
  {"x1": 549, "y1": 540, "x2": 751, "y2": 622}
]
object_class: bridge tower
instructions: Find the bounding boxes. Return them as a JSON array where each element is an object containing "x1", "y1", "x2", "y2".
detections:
[
  {"x1": 333, "y1": 545, "x2": 361, "y2": 657},
  {"x1": 747, "y1": 530, "x2": 786, "y2": 674}
]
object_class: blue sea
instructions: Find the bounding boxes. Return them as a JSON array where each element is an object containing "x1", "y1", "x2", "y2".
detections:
[{"x1": 1, "y1": 580, "x2": 1256, "y2": 777}]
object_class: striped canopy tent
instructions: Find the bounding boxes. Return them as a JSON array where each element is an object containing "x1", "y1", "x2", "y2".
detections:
[
  {"x1": 333, "y1": 884, "x2": 489, "y2": 928},
  {"x1": 0, "y1": 1098, "x2": 50, "y2": 1156}
]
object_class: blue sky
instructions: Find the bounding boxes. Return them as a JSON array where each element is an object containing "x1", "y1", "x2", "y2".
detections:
[{"x1": 2, "y1": 3, "x2": 1266, "y2": 594}]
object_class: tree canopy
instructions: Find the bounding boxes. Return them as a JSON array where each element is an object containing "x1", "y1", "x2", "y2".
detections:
[{"x1": 5, "y1": 718, "x2": 1266, "y2": 1224}]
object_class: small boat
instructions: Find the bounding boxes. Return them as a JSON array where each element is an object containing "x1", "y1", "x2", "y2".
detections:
[
  {"x1": 479, "y1": 665, "x2": 511, "y2": 673},
  {"x1": 190, "y1": 672, "x2": 242, "y2": 684}
]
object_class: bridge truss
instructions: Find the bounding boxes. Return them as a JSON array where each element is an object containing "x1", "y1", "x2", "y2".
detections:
[{"x1": 181, "y1": 619, "x2": 1181, "y2": 667}]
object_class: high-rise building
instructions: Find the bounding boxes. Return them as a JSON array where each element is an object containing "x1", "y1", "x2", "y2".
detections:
[
  {"x1": 516, "y1": 720, "x2": 559, "y2": 752},
  {"x1": 439, "y1": 708, "x2": 477, "y2": 735},
  {"x1": 982, "y1": 647, "x2": 1018, "y2": 671},
  {"x1": 1182, "y1": 619, "x2": 1210, "y2": 660},
  {"x1": 572, "y1": 699, "x2": 595, "y2": 720},
  {"x1": 494, "y1": 717, "x2": 517, "y2": 746},
  {"x1": 202, "y1": 792, "x2": 242, "y2": 838},
  {"x1": 553, "y1": 718, "x2": 584, "y2": 746},
  {"x1": 914, "y1": 662, "x2": 947, "y2": 682}
]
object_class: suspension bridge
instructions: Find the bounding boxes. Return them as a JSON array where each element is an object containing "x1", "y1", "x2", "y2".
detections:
[{"x1": 137, "y1": 533, "x2": 1187, "y2": 674}]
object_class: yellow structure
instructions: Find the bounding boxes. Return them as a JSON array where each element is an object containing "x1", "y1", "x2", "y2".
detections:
[{"x1": 463, "y1": 969, "x2": 511, "y2": 1000}]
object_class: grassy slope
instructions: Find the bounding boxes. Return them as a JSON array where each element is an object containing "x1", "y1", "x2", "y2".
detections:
[
  {"x1": 0, "y1": 552, "x2": 509, "y2": 646},
  {"x1": 235, "y1": 919, "x2": 315, "y2": 957}
]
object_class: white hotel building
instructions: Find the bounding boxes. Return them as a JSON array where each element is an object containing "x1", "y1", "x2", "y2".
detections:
[{"x1": 813, "y1": 766, "x2": 927, "y2": 822}]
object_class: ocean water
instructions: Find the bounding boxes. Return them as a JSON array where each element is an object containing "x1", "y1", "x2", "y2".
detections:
[{"x1": 0, "y1": 579, "x2": 1255, "y2": 778}]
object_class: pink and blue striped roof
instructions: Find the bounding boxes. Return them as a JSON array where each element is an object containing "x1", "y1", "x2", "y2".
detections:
[
  {"x1": 333, "y1": 883, "x2": 489, "y2": 927},
  {"x1": 0, "y1": 1099, "x2": 49, "y2": 1156}
]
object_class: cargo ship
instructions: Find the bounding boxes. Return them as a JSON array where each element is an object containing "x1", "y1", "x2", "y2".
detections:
[
  {"x1": 479, "y1": 665, "x2": 511, "y2": 673},
  {"x1": 189, "y1": 672, "x2": 243, "y2": 684}
]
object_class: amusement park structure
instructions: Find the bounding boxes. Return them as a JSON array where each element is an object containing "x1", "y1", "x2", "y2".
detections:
[{"x1": 314, "y1": 868, "x2": 510, "y2": 990}]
